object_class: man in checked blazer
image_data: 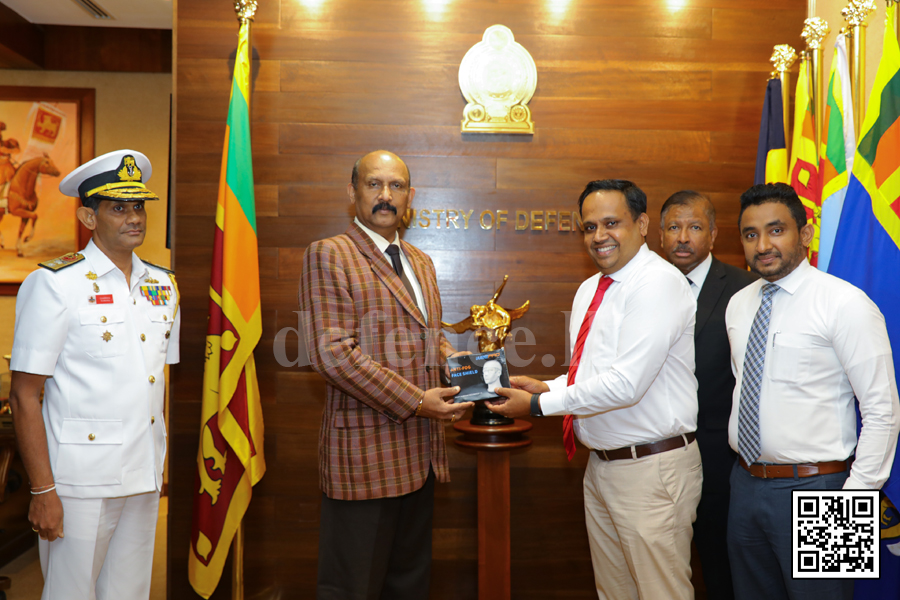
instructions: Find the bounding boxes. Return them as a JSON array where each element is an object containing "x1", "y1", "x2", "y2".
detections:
[
  {"x1": 300, "y1": 150, "x2": 472, "y2": 600},
  {"x1": 659, "y1": 191, "x2": 757, "y2": 600}
]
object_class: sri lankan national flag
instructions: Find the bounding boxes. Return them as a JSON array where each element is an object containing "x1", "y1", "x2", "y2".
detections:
[
  {"x1": 188, "y1": 16, "x2": 266, "y2": 599},
  {"x1": 755, "y1": 78, "x2": 789, "y2": 185},
  {"x1": 828, "y1": 5, "x2": 900, "y2": 597},
  {"x1": 817, "y1": 34, "x2": 855, "y2": 273},
  {"x1": 790, "y1": 58, "x2": 822, "y2": 265}
]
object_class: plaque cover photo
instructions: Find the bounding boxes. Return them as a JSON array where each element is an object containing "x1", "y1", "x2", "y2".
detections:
[{"x1": 448, "y1": 349, "x2": 510, "y2": 403}]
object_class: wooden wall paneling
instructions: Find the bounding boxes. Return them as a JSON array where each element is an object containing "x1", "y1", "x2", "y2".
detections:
[
  {"x1": 712, "y1": 70, "x2": 778, "y2": 103},
  {"x1": 179, "y1": 153, "x2": 498, "y2": 188},
  {"x1": 257, "y1": 216, "x2": 351, "y2": 248},
  {"x1": 533, "y1": 97, "x2": 764, "y2": 131},
  {"x1": 256, "y1": 90, "x2": 464, "y2": 127},
  {"x1": 178, "y1": 25, "x2": 784, "y2": 66},
  {"x1": 177, "y1": 123, "x2": 278, "y2": 155},
  {"x1": 496, "y1": 158, "x2": 756, "y2": 193},
  {"x1": 490, "y1": 0, "x2": 785, "y2": 7},
  {"x1": 178, "y1": 0, "x2": 282, "y2": 26},
  {"x1": 178, "y1": 58, "x2": 282, "y2": 95},
  {"x1": 175, "y1": 183, "x2": 219, "y2": 215},
  {"x1": 0, "y1": 2, "x2": 43, "y2": 69},
  {"x1": 42, "y1": 26, "x2": 173, "y2": 73},
  {"x1": 278, "y1": 185, "x2": 362, "y2": 216},
  {"x1": 712, "y1": 8, "x2": 807, "y2": 42},
  {"x1": 254, "y1": 185, "x2": 280, "y2": 217},
  {"x1": 539, "y1": 67, "x2": 713, "y2": 100},
  {"x1": 402, "y1": 225, "x2": 496, "y2": 252},
  {"x1": 710, "y1": 130, "x2": 760, "y2": 163},
  {"x1": 172, "y1": 0, "x2": 805, "y2": 597},
  {"x1": 278, "y1": 124, "x2": 711, "y2": 162},
  {"x1": 0, "y1": 19, "x2": 172, "y2": 73},
  {"x1": 279, "y1": 2, "x2": 713, "y2": 38},
  {"x1": 429, "y1": 250, "x2": 598, "y2": 283},
  {"x1": 280, "y1": 61, "x2": 458, "y2": 93}
]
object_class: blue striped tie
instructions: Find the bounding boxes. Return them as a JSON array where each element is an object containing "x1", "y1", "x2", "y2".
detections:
[{"x1": 737, "y1": 283, "x2": 779, "y2": 465}]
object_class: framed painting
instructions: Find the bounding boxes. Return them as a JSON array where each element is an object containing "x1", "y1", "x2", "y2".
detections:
[{"x1": 0, "y1": 86, "x2": 94, "y2": 295}]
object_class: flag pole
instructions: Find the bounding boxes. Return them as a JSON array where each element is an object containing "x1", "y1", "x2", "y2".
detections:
[
  {"x1": 802, "y1": 18, "x2": 830, "y2": 156},
  {"x1": 891, "y1": 0, "x2": 900, "y2": 39},
  {"x1": 771, "y1": 45, "x2": 798, "y2": 145},
  {"x1": 842, "y1": 0, "x2": 876, "y2": 137},
  {"x1": 229, "y1": 4, "x2": 256, "y2": 600},
  {"x1": 232, "y1": 522, "x2": 244, "y2": 600}
]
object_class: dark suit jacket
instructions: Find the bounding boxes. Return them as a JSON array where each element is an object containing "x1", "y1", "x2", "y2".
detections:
[
  {"x1": 694, "y1": 256, "x2": 758, "y2": 490},
  {"x1": 300, "y1": 223, "x2": 455, "y2": 501}
]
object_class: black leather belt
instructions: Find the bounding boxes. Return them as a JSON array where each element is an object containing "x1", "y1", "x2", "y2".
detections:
[{"x1": 593, "y1": 432, "x2": 696, "y2": 461}]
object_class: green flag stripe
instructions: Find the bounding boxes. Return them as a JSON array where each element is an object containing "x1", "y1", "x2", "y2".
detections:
[
  {"x1": 824, "y1": 73, "x2": 847, "y2": 173},
  {"x1": 224, "y1": 76, "x2": 257, "y2": 232},
  {"x1": 859, "y1": 69, "x2": 900, "y2": 166}
]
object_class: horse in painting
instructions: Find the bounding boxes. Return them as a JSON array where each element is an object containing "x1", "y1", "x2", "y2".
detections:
[{"x1": 0, "y1": 154, "x2": 61, "y2": 256}]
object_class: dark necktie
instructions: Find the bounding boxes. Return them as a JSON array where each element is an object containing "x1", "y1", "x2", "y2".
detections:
[
  {"x1": 563, "y1": 276, "x2": 614, "y2": 460},
  {"x1": 384, "y1": 244, "x2": 417, "y2": 303}
]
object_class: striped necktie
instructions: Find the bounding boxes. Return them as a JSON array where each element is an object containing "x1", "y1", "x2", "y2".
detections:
[{"x1": 737, "y1": 283, "x2": 779, "y2": 465}]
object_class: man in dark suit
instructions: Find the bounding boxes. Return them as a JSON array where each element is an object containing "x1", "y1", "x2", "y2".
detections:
[
  {"x1": 300, "y1": 150, "x2": 473, "y2": 600},
  {"x1": 659, "y1": 191, "x2": 757, "y2": 600}
]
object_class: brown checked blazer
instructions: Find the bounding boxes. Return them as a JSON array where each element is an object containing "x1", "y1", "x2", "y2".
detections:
[{"x1": 300, "y1": 223, "x2": 456, "y2": 501}]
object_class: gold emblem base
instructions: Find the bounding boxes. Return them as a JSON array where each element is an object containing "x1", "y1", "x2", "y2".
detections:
[
  {"x1": 460, "y1": 103, "x2": 535, "y2": 135},
  {"x1": 461, "y1": 119, "x2": 535, "y2": 135}
]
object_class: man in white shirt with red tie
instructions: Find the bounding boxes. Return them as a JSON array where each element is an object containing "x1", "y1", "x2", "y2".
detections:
[
  {"x1": 725, "y1": 183, "x2": 900, "y2": 600},
  {"x1": 488, "y1": 179, "x2": 702, "y2": 600}
]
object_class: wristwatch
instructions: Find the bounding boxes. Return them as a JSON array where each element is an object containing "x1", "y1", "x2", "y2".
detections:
[{"x1": 530, "y1": 393, "x2": 544, "y2": 417}]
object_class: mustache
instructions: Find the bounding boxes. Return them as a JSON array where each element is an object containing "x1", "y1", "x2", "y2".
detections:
[
  {"x1": 372, "y1": 202, "x2": 397, "y2": 215},
  {"x1": 754, "y1": 250, "x2": 782, "y2": 260},
  {"x1": 674, "y1": 244, "x2": 693, "y2": 254}
]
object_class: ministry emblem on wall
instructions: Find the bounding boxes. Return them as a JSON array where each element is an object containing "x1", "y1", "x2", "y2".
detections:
[{"x1": 459, "y1": 25, "x2": 537, "y2": 134}]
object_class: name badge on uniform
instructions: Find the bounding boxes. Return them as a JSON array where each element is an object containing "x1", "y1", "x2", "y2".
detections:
[
  {"x1": 140, "y1": 285, "x2": 172, "y2": 306},
  {"x1": 95, "y1": 294, "x2": 113, "y2": 304}
]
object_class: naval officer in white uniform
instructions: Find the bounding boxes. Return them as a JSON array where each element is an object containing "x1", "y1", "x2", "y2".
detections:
[{"x1": 8, "y1": 149, "x2": 180, "y2": 600}]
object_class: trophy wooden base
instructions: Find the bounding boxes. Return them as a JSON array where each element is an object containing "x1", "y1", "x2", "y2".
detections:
[
  {"x1": 470, "y1": 402, "x2": 513, "y2": 426},
  {"x1": 453, "y1": 420, "x2": 532, "y2": 600}
]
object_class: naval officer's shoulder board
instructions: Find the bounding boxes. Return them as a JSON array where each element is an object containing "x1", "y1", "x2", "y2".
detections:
[
  {"x1": 141, "y1": 259, "x2": 173, "y2": 275},
  {"x1": 38, "y1": 252, "x2": 85, "y2": 272}
]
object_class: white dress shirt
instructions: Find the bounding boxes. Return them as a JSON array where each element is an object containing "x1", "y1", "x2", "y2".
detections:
[
  {"x1": 725, "y1": 259, "x2": 900, "y2": 490},
  {"x1": 541, "y1": 244, "x2": 699, "y2": 450},
  {"x1": 354, "y1": 217, "x2": 428, "y2": 321},
  {"x1": 684, "y1": 253, "x2": 713, "y2": 301},
  {"x1": 11, "y1": 239, "x2": 180, "y2": 498}
]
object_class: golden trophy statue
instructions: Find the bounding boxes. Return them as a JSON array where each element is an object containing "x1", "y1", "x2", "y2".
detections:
[
  {"x1": 445, "y1": 278, "x2": 533, "y2": 599},
  {"x1": 442, "y1": 275, "x2": 529, "y2": 425}
]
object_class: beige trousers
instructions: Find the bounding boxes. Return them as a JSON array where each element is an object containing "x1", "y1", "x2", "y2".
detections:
[{"x1": 583, "y1": 439, "x2": 703, "y2": 600}]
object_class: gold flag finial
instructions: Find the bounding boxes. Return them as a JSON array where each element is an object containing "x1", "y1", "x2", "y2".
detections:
[
  {"x1": 770, "y1": 44, "x2": 798, "y2": 73},
  {"x1": 841, "y1": 0, "x2": 876, "y2": 26},
  {"x1": 802, "y1": 17, "x2": 831, "y2": 49},
  {"x1": 234, "y1": 0, "x2": 258, "y2": 23}
]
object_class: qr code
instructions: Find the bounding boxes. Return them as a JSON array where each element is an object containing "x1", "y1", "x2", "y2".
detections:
[{"x1": 792, "y1": 490, "x2": 879, "y2": 578}]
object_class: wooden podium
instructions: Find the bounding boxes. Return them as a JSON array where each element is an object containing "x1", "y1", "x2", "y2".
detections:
[{"x1": 453, "y1": 419, "x2": 532, "y2": 600}]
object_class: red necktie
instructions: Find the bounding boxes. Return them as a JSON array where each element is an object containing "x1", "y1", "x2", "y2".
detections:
[{"x1": 563, "y1": 276, "x2": 613, "y2": 460}]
